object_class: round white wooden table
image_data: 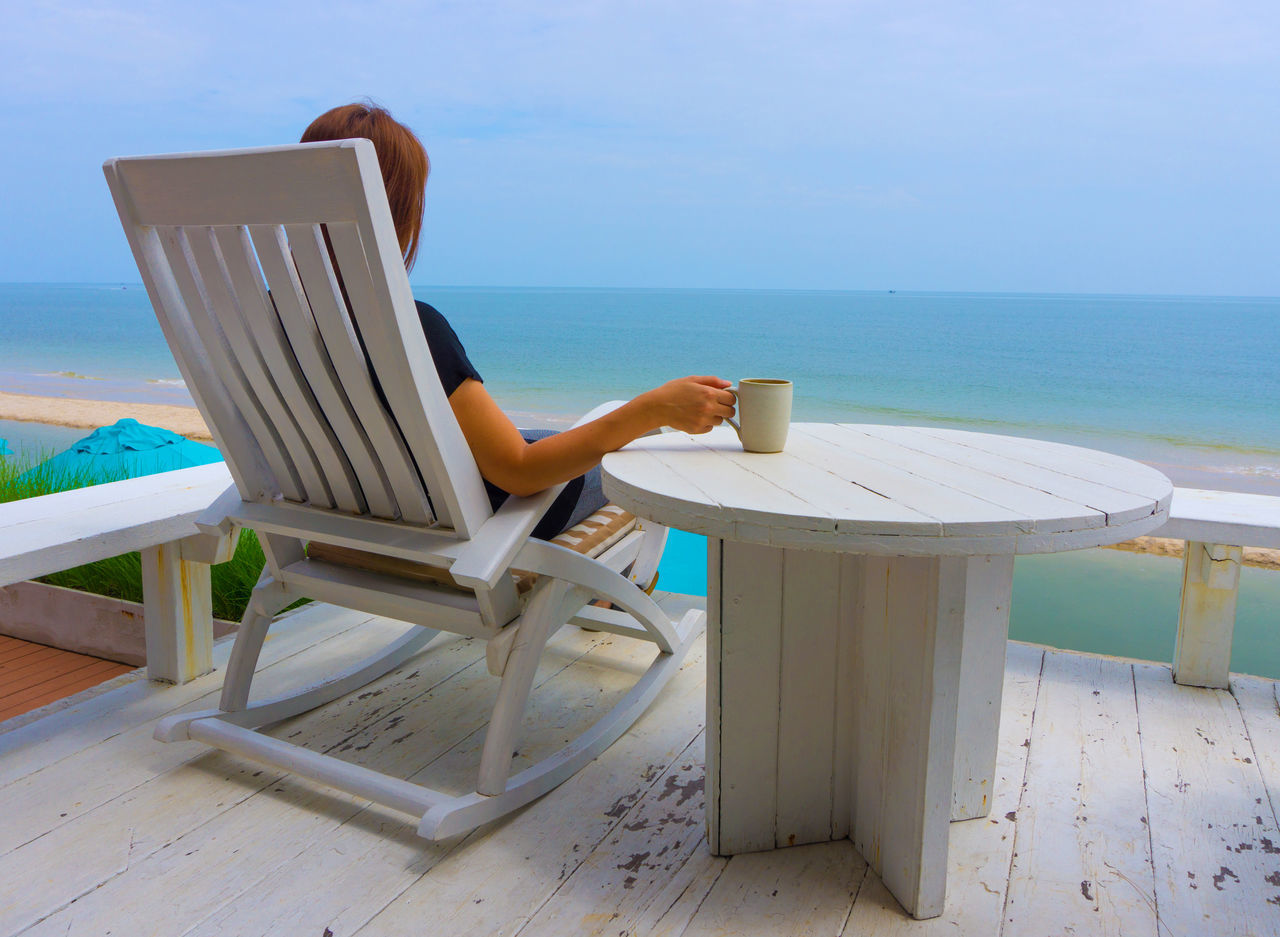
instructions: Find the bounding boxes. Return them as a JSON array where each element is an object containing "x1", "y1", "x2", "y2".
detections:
[{"x1": 602, "y1": 423, "x2": 1172, "y2": 919}]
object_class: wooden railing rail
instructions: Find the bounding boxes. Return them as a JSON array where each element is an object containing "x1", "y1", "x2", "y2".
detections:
[{"x1": 0, "y1": 463, "x2": 235, "y2": 684}]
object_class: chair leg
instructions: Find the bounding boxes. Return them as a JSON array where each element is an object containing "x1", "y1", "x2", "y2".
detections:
[
  {"x1": 421, "y1": 606, "x2": 705, "y2": 839},
  {"x1": 477, "y1": 577, "x2": 578, "y2": 795},
  {"x1": 220, "y1": 575, "x2": 293, "y2": 712},
  {"x1": 627, "y1": 520, "x2": 669, "y2": 591}
]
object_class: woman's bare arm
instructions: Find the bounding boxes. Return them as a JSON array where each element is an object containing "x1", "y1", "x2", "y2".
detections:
[{"x1": 449, "y1": 375, "x2": 735, "y2": 497}]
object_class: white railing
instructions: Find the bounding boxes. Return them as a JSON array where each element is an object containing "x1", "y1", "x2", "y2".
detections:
[
  {"x1": 1, "y1": 469, "x2": 1277, "y2": 688},
  {"x1": 0, "y1": 463, "x2": 235, "y2": 684},
  {"x1": 1157, "y1": 488, "x2": 1280, "y2": 689}
]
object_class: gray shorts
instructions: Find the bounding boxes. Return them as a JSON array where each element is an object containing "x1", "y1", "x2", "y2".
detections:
[{"x1": 520, "y1": 429, "x2": 609, "y2": 536}]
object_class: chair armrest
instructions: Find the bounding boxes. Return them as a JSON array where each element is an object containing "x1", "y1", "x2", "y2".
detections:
[
  {"x1": 451, "y1": 400, "x2": 629, "y2": 589},
  {"x1": 449, "y1": 483, "x2": 567, "y2": 589}
]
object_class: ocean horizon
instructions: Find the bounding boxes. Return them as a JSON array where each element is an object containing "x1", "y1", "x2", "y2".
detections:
[{"x1": 1, "y1": 282, "x2": 1277, "y2": 494}]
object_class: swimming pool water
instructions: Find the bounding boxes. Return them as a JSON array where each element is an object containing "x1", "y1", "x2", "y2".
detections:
[{"x1": 656, "y1": 532, "x2": 1280, "y2": 680}]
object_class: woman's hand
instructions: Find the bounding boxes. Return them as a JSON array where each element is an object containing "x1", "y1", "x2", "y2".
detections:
[{"x1": 637, "y1": 376, "x2": 736, "y2": 434}]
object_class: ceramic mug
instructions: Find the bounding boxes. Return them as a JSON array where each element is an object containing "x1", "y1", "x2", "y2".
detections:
[{"x1": 726, "y1": 379, "x2": 793, "y2": 452}]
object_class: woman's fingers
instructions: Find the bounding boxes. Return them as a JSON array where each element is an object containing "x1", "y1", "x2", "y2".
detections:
[
  {"x1": 644, "y1": 376, "x2": 739, "y2": 434},
  {"x1": 688, "y1": 375, "x2": 733, "y2": 389}
]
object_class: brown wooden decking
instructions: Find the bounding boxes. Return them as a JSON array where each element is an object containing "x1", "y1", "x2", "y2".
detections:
[{"x1": 0, "y1": 634, "x2": 133, "y2": 722}]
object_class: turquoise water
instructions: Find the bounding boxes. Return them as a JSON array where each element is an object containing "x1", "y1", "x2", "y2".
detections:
[
  {"x1": 0, "y1": 419, "x2": 84, "y2": 460},
  {"x1": 0, "y1": 284, "x2": 179, "y2": 381},
  {"x1": 434, "y1": 287, "x2": 1280, "y2": 487},
  {"x1": 3, "y1": 283, "x2": 1275, "y2": 488},
  {"x1": 2, "y1": 283, "x2": 1278, "y2": 675},
  {"x1": 655, "y1": 531, "x2": 1280, "y2": 680}
]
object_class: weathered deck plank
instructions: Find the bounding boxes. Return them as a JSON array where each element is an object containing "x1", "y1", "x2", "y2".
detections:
[
  {"x1": 1003, "y1": 650, "x2": 1157, "y2": 935},
  {"x1": 0, "y1": 615, "x2": 415, "y2": 860},
  {"x1": 0, "y1": 617, "x2": 436, "y2": 936},
  {"x1": 353, "y1": 613, "x2": 708, "y2": 936},
  {"x1": 516, "y1": 735, "x2": 708, "y2": 937},
  {"x1": 14, "y1": 623, "x2": 643, "y2": 937},
  {"x1": 179, "y1": 632, "x2": 683, "y2": 937},
  {"x1": 1134, "y1": 662, "x2": 1280, "y2": 936},
  {"x1": 1233, "y1": 674, "x2": 1280, "y2": 852},
  {"x1": 679, "y1": 841, "x2": 865, "y2": 936},
  {"x1": 5, "y1": 598, "x2": 1280, "y2": 937},
  {"x1": 0, "y1": 603, "x2": 373, "y2": 785}
]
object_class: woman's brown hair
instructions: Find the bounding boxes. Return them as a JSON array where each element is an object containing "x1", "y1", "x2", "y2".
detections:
[{"x1": 301, "y1": 102, "x2": 429, "y2": 270}]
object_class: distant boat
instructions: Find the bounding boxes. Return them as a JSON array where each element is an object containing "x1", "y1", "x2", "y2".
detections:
[{"x1": 888, "y1": 289, "x2": 896, "y2": 294}]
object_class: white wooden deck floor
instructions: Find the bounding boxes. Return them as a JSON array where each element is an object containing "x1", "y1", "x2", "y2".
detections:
[{"x1": 2, "y1": 593, "x2": 1279, "y2": 937}]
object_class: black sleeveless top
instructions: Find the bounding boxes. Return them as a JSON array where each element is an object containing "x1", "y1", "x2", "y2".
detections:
[{"x1": 416, "y1": 301, "x2": 584, "y2": 539}]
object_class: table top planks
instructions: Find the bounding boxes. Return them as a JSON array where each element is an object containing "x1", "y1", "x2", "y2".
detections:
[{"x1": 602, "y1": 423, "x2": 1172, "y2": 556}]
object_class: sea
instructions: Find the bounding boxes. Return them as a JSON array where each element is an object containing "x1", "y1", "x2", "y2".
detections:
[{"x1": 2, "y1": 283, "x2": 1278, "y2": 675}]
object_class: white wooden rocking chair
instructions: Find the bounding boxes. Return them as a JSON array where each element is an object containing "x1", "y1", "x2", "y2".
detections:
[{"x1": 103, "y1": 140, "x2": 703, "y2": 839}]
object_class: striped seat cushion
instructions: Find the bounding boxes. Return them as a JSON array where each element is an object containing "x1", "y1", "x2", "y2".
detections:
[{"x1": 305, "y1": 504, "x2": 639, "y2": 595}]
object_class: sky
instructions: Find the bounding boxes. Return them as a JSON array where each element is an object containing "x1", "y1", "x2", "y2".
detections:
[{"x1": 1, "y1": 1, "x2": 1277, "y2": 295}]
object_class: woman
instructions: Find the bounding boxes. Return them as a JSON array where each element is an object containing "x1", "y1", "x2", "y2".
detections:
[{"x1": 301, "y1": 102, "x2": 736, "y2": 538}]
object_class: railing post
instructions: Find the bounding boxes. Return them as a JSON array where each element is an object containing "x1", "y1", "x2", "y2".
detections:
[
  {"x1": 1172, "y1": 540, "x2": 1242, "y2": 689},
  {"x1": 140, "y1": 529, "x2": 235, "y2": 684}
]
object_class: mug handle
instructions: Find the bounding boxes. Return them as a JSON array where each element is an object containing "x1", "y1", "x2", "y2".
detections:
[{"x1": 724, "y1": 385, "x2": 741, "y2": 437}]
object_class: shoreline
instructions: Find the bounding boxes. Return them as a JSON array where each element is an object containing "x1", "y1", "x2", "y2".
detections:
[
  {"x1": 1, "y1": 389, "x2": 1277, "y2": 570},
  {"x1": 1, "y1": 368, "x2": 1278, "y2": 494},
  {"x1": 0, "y1": 390, "x2": 572, "y2": 446},
  {"x1": 0, "y1": 368, "x2": 195, "y2": 407},
  {"x1": 0, "y1": 391, "x2": 214, "y2": 441},
  {"x1": 1102, "y1": 536, "x2": 1280, "y2": 571},
  {"x1": 2, "y1": 386, "x2": 1278, "y2": 499}
]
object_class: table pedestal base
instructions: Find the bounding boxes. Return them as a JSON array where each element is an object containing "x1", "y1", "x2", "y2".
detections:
[{"x1": 706, "y1": 541, "x2": 1014, "y2": 919}]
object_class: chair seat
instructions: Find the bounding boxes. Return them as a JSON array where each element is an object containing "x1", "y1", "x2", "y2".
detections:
[{"x1": 307, "y1": 504, "x2": 639, "y2": 595}]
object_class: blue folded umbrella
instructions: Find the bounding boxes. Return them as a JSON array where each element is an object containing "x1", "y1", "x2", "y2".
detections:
[
  {"x1": 0, "y1": 438, "x2": 12, "y2": 458},
  {"x1": 16, "y1": 418, "x2": 221, "y2": 486}
]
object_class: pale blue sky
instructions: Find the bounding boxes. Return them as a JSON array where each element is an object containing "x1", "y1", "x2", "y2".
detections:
[{"x1": 1, "y1": 1, "x2": 1276, "y2": 294}]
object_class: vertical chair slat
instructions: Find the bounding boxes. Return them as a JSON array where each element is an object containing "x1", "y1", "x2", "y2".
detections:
[
  {"x1": 156, "y1": 225, "x2": 305, "y2": 503},
  {"x1": 285, "y1": 223, "x2": 422, "y2": 522},
  {"x1": 348, "y1": 198, "x2": 491, "y2": 537},
  {"x1": 317, "y1": 222, "x2": 438, "y2": 525},
  {"x1": 101, "y1": 159, "x2": 271, "y2": 496},
  {"x1": 185, "y1": 226, "x2": 335, "y2": 509},
  {"x1": 212, "y1": 225, "x2": 354, "y2": 511},
  {"x1": 250, "y1": 224, "x2": 387, "y2": 516},
  {"x1": 107, "y1": 218, "x2": 268, "y2": 501}
]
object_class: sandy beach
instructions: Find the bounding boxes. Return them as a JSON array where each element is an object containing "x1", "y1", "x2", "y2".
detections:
[
  {"x1": 0, "y1": 390, "x2": 571, "y2": 447},
  {"x1": 1103, "y1": 536, "x2": 1280, "y2": 571},
  {"x1": 0, "y1": 391, "x2": 213, "y2": 442}
]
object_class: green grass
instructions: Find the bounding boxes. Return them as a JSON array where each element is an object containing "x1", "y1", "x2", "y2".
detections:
[
  {"x1": 0, "y1": 445, "x2": 125, "y2": 502},
  {"x1": 1, "y1": 448, "x2": 264, "y2": 623}
]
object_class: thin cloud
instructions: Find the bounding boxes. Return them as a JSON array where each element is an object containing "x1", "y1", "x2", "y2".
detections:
[{"x1": 0, "y1": 0, "x2": 1276, "y2": 291}]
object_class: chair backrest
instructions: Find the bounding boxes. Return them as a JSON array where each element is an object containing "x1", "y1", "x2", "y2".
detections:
[{"x1": 104, "y1": 141, "x2": 492, "y2": 539}]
